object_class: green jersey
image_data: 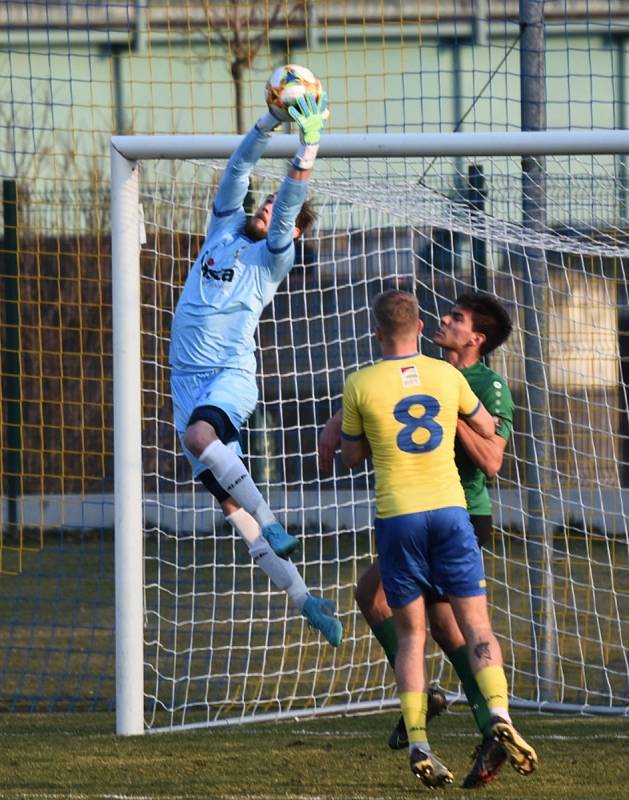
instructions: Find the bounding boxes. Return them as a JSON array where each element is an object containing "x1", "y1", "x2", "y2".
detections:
[{"x1": 456, "y1": 361, "x2": 514, "y2": 516}]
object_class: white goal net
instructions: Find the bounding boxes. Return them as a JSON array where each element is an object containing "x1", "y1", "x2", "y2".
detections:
[{"x1": 112, "y1": 133, "x2": 629, "y2": 733}]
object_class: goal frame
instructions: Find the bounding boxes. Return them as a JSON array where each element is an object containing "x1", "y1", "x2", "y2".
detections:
[{"x1": 111, "y1": 129, "x2": 629, "y2": 736}]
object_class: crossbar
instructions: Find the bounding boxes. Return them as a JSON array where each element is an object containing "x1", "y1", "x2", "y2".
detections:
[{"x1": 111, "y1": 129, "x2": 629, "y2": 161}]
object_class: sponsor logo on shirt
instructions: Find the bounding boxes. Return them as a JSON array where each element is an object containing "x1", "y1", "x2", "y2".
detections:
[
  {"x1": 201, "y1": 255, "x2": 235, "y2": 282},
  {"x1": 400, "y1": 364, "x2": 420, "y2": 387}
]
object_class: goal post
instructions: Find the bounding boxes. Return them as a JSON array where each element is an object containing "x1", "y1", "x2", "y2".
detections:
[
  {"x1": 111, "y1": 145, "x2": 144, "y2": 736},
  {"x1": 111, "y1": 130, "x2": 629, "y2": 736}
]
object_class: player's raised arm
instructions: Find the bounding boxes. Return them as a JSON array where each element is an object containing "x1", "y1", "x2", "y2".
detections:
[
  {"x1": 211, "y1": 107, "x2": 283, "y2": 224},
  {"x1": 286, "y1": 91, "x2": 329, "y2": 182},
  {"x1": 265, "y1": 91, "x2": 328, "y2": 280}
]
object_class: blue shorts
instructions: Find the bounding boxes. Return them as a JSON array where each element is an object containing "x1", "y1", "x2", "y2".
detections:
[
  {"x1": 171, "y1": 369, "x2": 258, "y2": 477},
  {"x1": 375, "y1": 507, "x2": 487, "y2": 609}
]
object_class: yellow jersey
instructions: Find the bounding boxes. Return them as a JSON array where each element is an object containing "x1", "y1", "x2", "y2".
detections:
[{"x1": 342, "y1": 353, "x2": 481, "y2": 518}]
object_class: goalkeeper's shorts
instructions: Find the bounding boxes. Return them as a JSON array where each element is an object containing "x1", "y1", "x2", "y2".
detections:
[
  {"x1": 374, "y1": 506, "x2": 487, "y2": 609},
  {"x1": 171, "y1": 368, "x2": 258, "y2": 477}
]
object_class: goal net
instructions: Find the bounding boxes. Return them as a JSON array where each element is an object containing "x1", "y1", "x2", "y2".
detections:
[{"x1": 111, "y1": 132, "x2": 629, "y2": 734}]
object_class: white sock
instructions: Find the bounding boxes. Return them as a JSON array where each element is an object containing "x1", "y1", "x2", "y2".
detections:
[
  {"x1": 199, "y1": 440, "x2": 265, "y2": 515},
  {"x1": 253, "y1": 500, "x2": 275, "y2": 528},
  {"x1": 225, "y1": 507, "x2": 260, "y2": 546},
  {"x1": 247, "y1": 537, "x2": 309, "y2": 609}
]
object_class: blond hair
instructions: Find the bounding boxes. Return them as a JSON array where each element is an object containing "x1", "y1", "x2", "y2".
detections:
[{"x1": 372, "y1": 290, "x2": 419, "y2": 338}]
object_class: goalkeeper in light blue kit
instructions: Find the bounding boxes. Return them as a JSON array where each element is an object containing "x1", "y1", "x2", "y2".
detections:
[{"x1": 169, "y1": 87, "x2": 342, "y2": 647}]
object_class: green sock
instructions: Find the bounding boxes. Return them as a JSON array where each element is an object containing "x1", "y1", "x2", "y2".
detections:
[
  {"x1": 448, "y1": 645, "x2": 493, "y2": 737},
  {"x1": 372, "y1": 616, "x2": 398, "y2": 668}
]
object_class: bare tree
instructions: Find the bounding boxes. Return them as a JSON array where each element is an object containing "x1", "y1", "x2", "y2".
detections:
[{"x1": 206, "y1": 2, "x2": 305, "y2": 133}]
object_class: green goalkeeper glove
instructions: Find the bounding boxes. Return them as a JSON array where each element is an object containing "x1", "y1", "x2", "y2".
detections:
[
  {"x1": 289, "y1": 91, "x2": 329, "y2": 170},
  {"x1": 288, "y1": 92, "x2": 328, "y2": 144}
]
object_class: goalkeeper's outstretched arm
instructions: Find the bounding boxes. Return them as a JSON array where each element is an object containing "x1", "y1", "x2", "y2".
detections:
[
  {"x1": 265, "y1": 92, "x2": 328, "y2": 280},
  {"x1": 211, "y1": 106, "x2": 284, "y2": 219},
  {"x1": 286, "y1": 91, "x2": 328, "y2": 181}
]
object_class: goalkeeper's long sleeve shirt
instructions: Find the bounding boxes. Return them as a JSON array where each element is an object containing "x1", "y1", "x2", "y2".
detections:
[{"x1": 169, "y1": 124, "x2": 309, "y2": 376}]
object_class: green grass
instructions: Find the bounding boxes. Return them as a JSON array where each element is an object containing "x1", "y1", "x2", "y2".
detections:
[
  {"x1": 0, "y1": 710, "x2": 627, "y2": 799},
  {"x1": 2, "y1": 529, "x2": 629, "y2": 715}
]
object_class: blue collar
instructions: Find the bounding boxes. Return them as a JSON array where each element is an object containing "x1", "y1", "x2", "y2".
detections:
[{"x1": 382, "y1": 352, "x2": 420, "y2": 361}]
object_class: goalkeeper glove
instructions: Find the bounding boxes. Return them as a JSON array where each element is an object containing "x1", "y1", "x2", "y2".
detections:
[
  {"x1": 256, "y1": 107, "x2": 283, "y2": 134},
  {"x1": 289, "y1": 91, "x2": 328, "y2": 171}
]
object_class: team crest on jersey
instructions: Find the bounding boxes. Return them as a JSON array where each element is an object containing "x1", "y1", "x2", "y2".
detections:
[{"x1": 400, "y1": 364, "x2": 420, "y2": 387}]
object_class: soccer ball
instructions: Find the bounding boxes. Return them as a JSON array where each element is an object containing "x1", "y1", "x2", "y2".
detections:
[{"x1": 264, "y1": 64, "x2": 323, "y2": 122}]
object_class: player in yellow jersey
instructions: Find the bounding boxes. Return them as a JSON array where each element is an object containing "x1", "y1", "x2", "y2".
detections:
[
  {"x1": 321, "y1": 291, "x2": 518, "y2": 788},
  {"x1": 340, "y1": 290, "x2": 538, "y2": 789}
]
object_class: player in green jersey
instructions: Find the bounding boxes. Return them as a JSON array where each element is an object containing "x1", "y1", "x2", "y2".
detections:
[{"x1": 319, "y1": 291, "x2": 518, "y2": 788}]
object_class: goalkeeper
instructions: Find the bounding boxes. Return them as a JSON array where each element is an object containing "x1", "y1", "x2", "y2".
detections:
[
  {"x1": 169, "y1": 89, "x2": 342, "y2": 647},
  {"x1": 321, "y1": 291, "x2": 535, "y2": 787}
]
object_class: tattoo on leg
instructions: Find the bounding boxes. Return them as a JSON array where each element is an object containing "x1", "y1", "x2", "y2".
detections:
[{"x1": 474, "y1": 641, "x2": 491, "y2": 661}]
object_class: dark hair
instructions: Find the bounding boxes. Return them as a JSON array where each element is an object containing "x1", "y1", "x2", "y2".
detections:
[
  {"x1": 454, "y1": 291, "x2": 512, "y2": 356},
  {"x1": 372, "y1": 289, "x2": 419, "y2": 338},
  {"x1": 296, "y1": 198, "x2": 317, "y2": 238}
]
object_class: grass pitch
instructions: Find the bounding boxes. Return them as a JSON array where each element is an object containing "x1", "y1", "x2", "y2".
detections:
[{"x1": 0, "y1": 709, "x2": 627, "y2": 800}]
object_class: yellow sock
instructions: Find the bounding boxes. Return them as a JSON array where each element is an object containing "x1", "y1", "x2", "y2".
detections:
[
  {"x1": 474, "y1": 665, "x2": 510, "y2": 721},
  {"x1": 399, "y1": 690, "x2": 428, "y2": 746}
]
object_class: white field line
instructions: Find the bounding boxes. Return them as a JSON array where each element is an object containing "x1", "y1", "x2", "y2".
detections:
[
  {"x1": 258, "y1": 729, "x2": 629, "y2": 740},
  {"x1": 1, "y1": 729, "x2": 629, "y2": 742},
  {"x1": 0, "y1": 795, "x2": 387, "y2": 800},
  {"x1": 0, "y1": 795, "x2": 371, "y2": 800}
]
